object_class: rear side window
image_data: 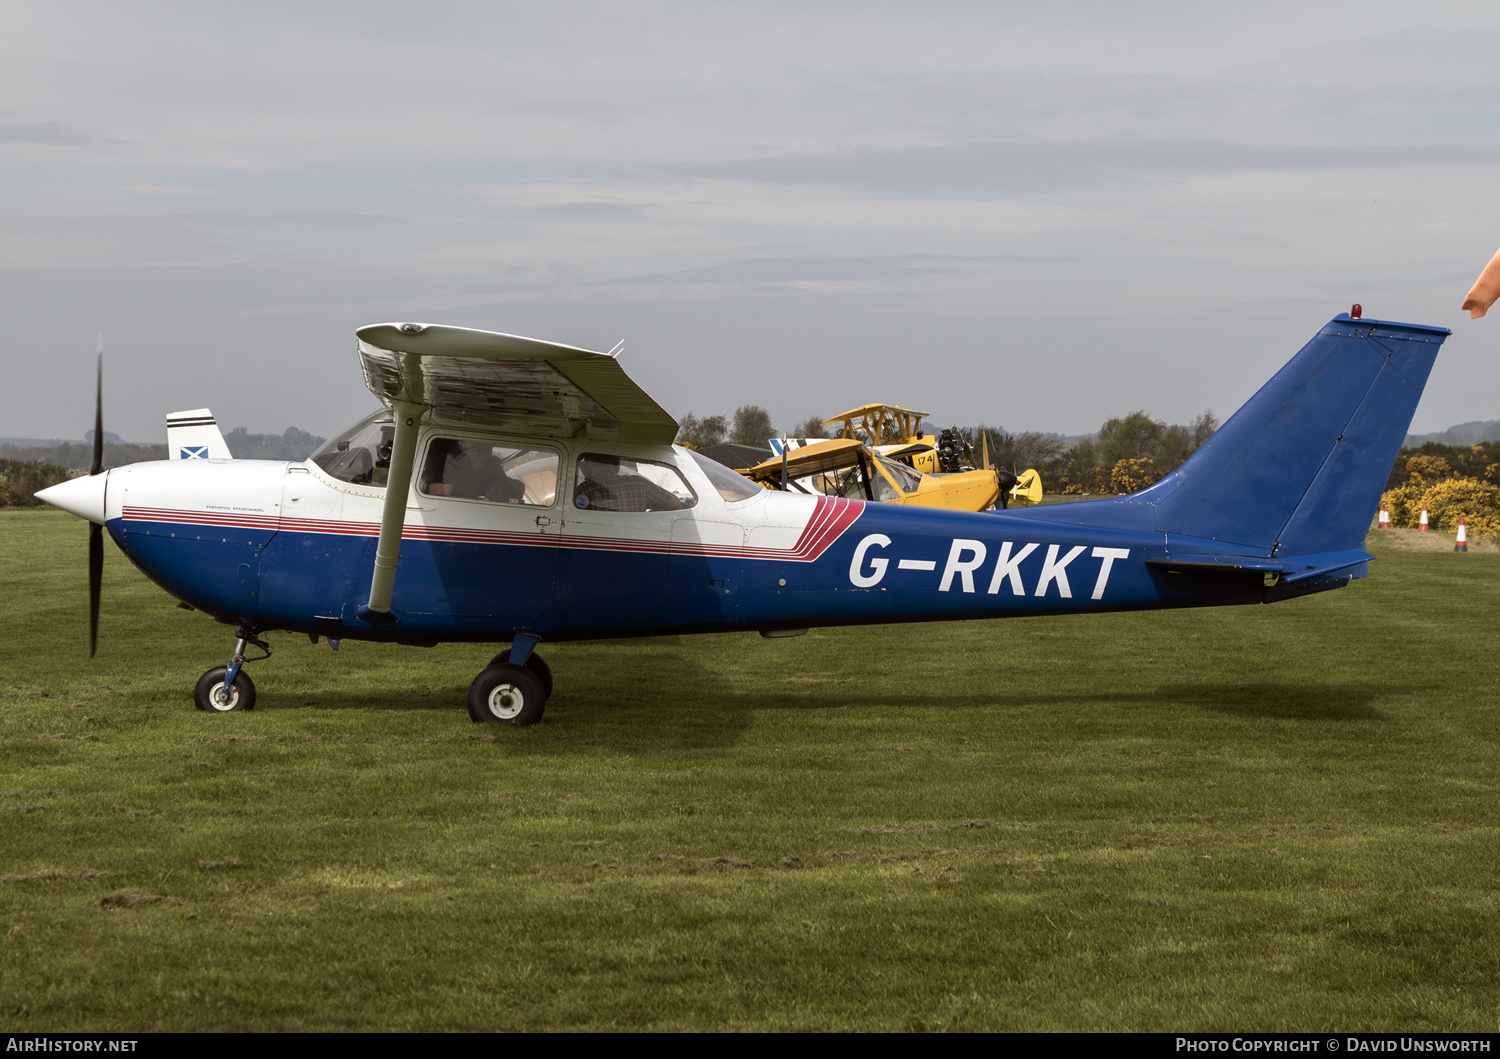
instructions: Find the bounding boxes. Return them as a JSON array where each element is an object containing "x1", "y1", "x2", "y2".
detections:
[{"x1": 574, "y1": 454, "x2": 696, "y2": 512}]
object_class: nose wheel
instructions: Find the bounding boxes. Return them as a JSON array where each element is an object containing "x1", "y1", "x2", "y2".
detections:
[
  {"x1": 195, "y1": 666, "x2": 256, "y2": 712},
  {"x1": 195, "y1": 626, "x2": 269, "y2": 713}
]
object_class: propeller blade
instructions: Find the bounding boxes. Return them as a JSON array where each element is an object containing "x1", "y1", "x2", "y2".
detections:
[
  {"x1": 88, "y1": 522, "x2": 102, "y2": 658},
  {"x1": 89, "y1": 338, "x2": 104, "y2": 656},
  {"x1": 90, "y1": 350, "x2": 104, "y2": 476}
]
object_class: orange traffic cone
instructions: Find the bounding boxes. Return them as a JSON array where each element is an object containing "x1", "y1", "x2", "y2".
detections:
[
  {"x1": 1455, "y1": 517, "x2": 1468, "y2": 553},
  {"x1": 1419, "y1": 507, "x2": 1430, "y2": 532},
  {"x1": 1378, "y1": 504, "x2": 1390, "y2": 529}
]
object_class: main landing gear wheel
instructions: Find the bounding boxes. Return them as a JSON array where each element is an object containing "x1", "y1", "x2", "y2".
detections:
[
  {"x1": 194, "y1": 666, "x2": 257, "y2": 713},
  {"x1": 468, "y1": 664, "x2": 546, "y2": 726},
  {"x1": 487, "y1": 649, "x2": 553, "y2": 698}
]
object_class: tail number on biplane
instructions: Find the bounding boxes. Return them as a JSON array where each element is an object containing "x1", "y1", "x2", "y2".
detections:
[{"x1": 849, "y1": 534, "x2": 1130, "y2": 600}]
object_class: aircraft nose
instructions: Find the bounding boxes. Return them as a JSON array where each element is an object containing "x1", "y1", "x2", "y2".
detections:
[{"x1": 36, "y1": 471, "x2": 109, "y2": 525}]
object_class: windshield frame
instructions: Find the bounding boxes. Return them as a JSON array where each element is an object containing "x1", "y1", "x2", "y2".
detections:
[{"x1": 308, "y1": 408, "x2": 395, "y2": 488}]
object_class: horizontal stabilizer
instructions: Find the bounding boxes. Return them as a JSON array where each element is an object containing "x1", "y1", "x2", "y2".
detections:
[
  {"x1": 166, "y1": 409, "x2": 232, "y2": 460},
  {"x1": 1146, "y1": 548, "x2": 1373, "y2": 583}
]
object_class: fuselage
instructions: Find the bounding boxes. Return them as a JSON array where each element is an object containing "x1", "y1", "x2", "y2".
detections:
[{"x1": 93, "y1": 432, "x2": 1335, "y2": 647}]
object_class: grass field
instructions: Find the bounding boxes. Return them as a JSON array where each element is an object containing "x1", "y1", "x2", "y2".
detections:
[{"x1": 2, "y1": 508, "x2": 1498, "y2": 1031}]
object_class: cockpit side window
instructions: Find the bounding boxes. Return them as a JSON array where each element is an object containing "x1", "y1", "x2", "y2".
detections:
[
  {"x1": 310, "y1": 410, "x2": 394, "y2": 486},
  {"x1": 419, "y1": 438, "x2": 559, "y2": 506}
]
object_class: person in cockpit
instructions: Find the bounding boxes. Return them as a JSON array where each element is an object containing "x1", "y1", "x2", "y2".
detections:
[
  {"x1": 574, "y1": 454, "x2": 683, "y2": 512},
  {"x1": 422, "y1": 439, "x2": 524, "y2": 503}
]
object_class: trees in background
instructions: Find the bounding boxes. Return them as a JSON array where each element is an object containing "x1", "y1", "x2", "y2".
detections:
[
  {"x1": 1057, "y1": 409, "x2": 1218, "y2": 494},
  {"x1": 0, "y1": 459, "x2": 73, "y2": 506},
  {"x1": 958, "y1": 410, "x2": 1219, "y2": 496},
  {"x1": 223, "y1": 427, "x2": 325, "y2": 461},
  {"x1": 0, "y1": 440, "x2": 169, "y2": 471},
  {"x1": 676, "y1": 406, "x2": 780, "y2": 449},
  {"x1": 794, "y1": 416, "x2": 831, "y2": 440},
  {"x1": 730, "y1": 406, "x2": 776, "y2": 446},
  {"x1": 966, "y1": 427, "x2": 1067, "y2": 480},
  {"x1": 675, "y1": 413, "x2": 728, "y2": 449}
]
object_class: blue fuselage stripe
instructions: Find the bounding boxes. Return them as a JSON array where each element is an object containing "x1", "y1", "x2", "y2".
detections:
[{"x1": 111, "y1": 504, "x2": 1319, "y2": 643}]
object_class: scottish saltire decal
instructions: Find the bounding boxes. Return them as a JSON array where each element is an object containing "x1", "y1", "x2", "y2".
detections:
[{"x1": 180, "y1": 446, "x2": 209, "y2": 459}]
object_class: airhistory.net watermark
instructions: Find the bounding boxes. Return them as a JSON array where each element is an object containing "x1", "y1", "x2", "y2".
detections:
[{"x1": 5, "y1": 1040, "x2": 137, "y2": 1052}]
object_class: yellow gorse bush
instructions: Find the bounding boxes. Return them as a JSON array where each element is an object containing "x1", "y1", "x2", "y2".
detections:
[
  {"x1": 1110, "y1": 457, "x2": 1158, "y2": 495},
  {"x1": 1404, "y1": 453, "x2": 1452, "y2": 481},
  {"x1": 1381, "y1": 476, "x2": 1500, "y2": 539},
  {"x1": 1419, "y1": 477, "x2": 1500, "y2": 540}
]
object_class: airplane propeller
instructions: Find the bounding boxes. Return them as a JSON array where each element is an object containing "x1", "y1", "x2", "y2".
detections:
[{"x1": 88, "y1": 342, "x2": 103, "y2": 658}]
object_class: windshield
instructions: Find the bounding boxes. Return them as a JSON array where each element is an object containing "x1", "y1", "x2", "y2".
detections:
[
  {"x1": 874, "y1": 453, "x2": 923, "y2": 494},
  {"x1": 688, "y1": 450, "x2": 764, "y2": 502},
  {"x1": 310, "y1": 409, "x2": 394, "y2": 486}
]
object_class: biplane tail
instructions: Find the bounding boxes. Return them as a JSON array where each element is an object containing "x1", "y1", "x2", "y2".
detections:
[
  {"x1": 1027, "y1": 313, "x2": 1450, "y2": 557},
  {"x1": 1011, "y1": 468, "x2": 1042, "y2": 505}
]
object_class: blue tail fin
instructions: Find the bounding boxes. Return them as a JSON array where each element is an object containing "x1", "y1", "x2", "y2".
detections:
[{"x1": 1025, "y1": 314, "x2": 1449, "y2": 556}]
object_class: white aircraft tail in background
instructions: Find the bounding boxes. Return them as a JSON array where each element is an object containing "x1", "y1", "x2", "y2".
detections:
[{"x1": 166, "y1": 409, "x2": 232, "y2": 460}]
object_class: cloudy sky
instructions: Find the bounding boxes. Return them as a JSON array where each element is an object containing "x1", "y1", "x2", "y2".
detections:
[{"x1": 4, "y1": 1, "x2": 1500, "y2": 443}]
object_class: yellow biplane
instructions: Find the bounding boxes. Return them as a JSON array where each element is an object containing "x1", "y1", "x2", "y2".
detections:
[
  {"x1": 822, "y1": 403, "x2": 943, "y2": 473},
  {"x1": 738, "y1": 438, "x2": 1000, "y2": 512},
  {"x1": 819, "y1": 402, "x2": 1042, "y2": 507}
]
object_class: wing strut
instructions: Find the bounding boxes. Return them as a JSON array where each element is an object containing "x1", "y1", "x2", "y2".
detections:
[{"x1": 358, "y1": 397, "x2": 426, "y2": 624}]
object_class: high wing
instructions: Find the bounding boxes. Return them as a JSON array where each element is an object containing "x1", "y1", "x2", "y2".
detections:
[
  {"x1": 354, "y1": 323, "x2": 678, "y2": 445},
  {"x1": 351, "y1": 322, "x2": 679, "y2": 623}
]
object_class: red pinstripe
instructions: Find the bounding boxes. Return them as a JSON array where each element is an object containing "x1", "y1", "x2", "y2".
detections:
[{"x1": 121, "y1": 495, "x2": 862, "y2": 563}]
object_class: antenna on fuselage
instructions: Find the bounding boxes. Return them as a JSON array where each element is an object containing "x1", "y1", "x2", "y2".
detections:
[{"x1": 606, "y1": 340, "x2": 624, "y2": 359}]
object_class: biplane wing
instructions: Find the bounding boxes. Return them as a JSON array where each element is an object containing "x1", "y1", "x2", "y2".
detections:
[
  {"x1": 873, "y1": 442, "x2": 932, "y2": 461},
  {"x1": 739, "y1": 438, "x2": 866, "y2": 484},
  {"x1": 821, "y1": 403, "x2": 930, "y2": 446},
  {"x1": 351, "y1": 323, "x2": 679, "y2": 621}
]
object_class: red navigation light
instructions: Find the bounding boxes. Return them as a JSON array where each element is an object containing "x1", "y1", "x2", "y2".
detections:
[{"x1": 1351, "y1": 303, "x2": 1363, "y2": 318}]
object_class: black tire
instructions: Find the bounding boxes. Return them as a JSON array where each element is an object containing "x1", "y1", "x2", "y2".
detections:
[
  {"x1": 194, "y1": 666, "x2": 256, "y2": 713},
  {"x1": 468, "y1": 664, "x2": 546, "y2": 726},
  {"x1": 487, "y1": 649, "x2": 554, "y2": 698}
]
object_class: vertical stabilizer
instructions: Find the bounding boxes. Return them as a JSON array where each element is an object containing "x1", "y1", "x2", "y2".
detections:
[
  {"x1": 1151, "y1": 315, "x2": 1448, "y2": 554},
  {"x1": 1013, "y1": 314, "x2": 1450, "y2": 558},
  {"x1": 166, "y1": 409, "x2": 233, "y2": 460}
]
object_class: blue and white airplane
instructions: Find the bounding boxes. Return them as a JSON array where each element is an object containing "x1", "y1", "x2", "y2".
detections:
[{"x1": 38, "y1": 311, "x2": 1449, "y2": 725}]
